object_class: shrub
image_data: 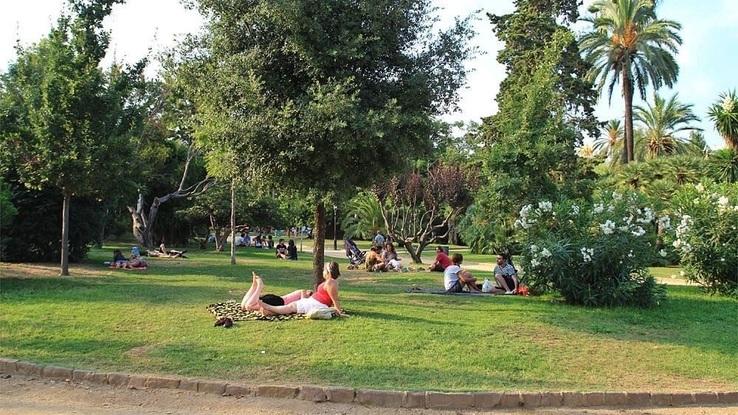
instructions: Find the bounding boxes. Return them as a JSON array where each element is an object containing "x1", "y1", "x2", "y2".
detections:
[
  {"x1": 1, "y1": 181, "x2": 102, "y2": 263},
  {"x1": 517, "y1": 191, "x2": 666, "y2": 307},
  {"x1": 669, "y1": 182, "x2": 738, "y2": 296}
]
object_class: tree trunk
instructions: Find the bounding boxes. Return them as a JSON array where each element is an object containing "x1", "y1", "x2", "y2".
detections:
[
  {"x1": 60, "y1": 190, "x2": 71, "y2": 276},
  {"x1": 622, "y1": 65, "x2": 635, "y2": 163},
  {"x1": 312, "y1": 201, "x2": 326, "y2": 290},
  {"x1": 403, "y1": 241, "x2": 423, "y2": 264},
  {"x1": 230, "y1": 179, "x2": 236, "y2": 265},
  {"x1": 96, "y1": 209, "x2": 107, "y2": 249}
]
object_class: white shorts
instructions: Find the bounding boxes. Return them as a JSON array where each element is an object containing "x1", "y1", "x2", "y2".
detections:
[{"x1": 294, "y1": 297, "x2": 330, "y2": 314}]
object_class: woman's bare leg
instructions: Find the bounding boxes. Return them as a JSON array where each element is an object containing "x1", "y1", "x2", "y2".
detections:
[
  {"x1": 241, "y1": 274, "x2": 264, "y2": 310},
  {"x1": 259, "y1": 301, "x2": 298, "y2": 316}
]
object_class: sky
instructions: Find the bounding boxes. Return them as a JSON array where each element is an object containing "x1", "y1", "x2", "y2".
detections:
[{"x1": 1, "y1": 0, "x2": 736, "y2": 149}]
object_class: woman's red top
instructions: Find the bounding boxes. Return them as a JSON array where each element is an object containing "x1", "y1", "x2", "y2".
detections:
[{"x1": 312, "y1": 282, "x2": 333, "y2": 306}]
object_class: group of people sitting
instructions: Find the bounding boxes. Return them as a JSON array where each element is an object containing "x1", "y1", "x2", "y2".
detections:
[
  {"x1": 235, "y1": 233, "x2": 273, "y2": 249},
  {"x1": 240, "y1": 262, "x2": 345, "y2": 317},
  {"x1": 431, "y1": 246, "x2": 520, "y2": 295},
  {"x1": 110, "y1": 247, "x2": 148, "y2": 269},
  {"x1": 365, "y1": 242, "x2": 403, "y2": 272},
  {"x1": 274, "y1": 239, "x2": 298, "y2": 260}
]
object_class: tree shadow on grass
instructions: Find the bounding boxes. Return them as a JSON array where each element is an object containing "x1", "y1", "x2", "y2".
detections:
[
  {"x1": 539, "y1": 285, "x2": 738, "y2": 356},
  {"x1": 0, "y1": 277, "x2": 227, "y2": 305}
]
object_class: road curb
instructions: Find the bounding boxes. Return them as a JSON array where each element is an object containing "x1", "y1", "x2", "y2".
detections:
[{"x1": 1, "y1": 358, "x2": 736, "y2": 410}]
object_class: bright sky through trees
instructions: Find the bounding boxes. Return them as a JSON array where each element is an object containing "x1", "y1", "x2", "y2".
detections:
[{"x1": 2, "y1": 0, "x2": 736, "y2": 148}]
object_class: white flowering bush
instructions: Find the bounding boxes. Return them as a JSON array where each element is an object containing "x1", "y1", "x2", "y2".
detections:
[
  {"x1": 668, "y1": 182, "x2": 738, "y2": 296},
  {"x1": 517, "y1": 191, "x2": 665, "y2": 307}
]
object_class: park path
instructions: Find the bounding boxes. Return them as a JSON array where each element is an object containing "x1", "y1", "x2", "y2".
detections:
[{"x1": 1, "y1": 375, "x2": 736, "y2": 415}]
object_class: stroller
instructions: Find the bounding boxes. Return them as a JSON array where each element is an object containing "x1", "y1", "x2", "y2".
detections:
[{"x1": 344, "y1": 238, "x2": 366, "y2": 269}]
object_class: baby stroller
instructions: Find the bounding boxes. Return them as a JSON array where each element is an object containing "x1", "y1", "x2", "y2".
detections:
[{"x1": 344, "y1": 238, "x2": 366, "y2": 269}]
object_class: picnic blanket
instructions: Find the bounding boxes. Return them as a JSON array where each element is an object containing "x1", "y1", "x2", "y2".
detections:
[
  {"x1": 207, "y1": 300, "x2": 307, "y2": 321},
  {"x1": 406, "y1": 286, "x2": 496, "y2": 296}
]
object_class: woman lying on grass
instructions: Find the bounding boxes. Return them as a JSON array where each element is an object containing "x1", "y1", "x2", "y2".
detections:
[
  {"x1": 240, "y1": 272, "x2": 312, "y2": 310},
  {"x1": 258, "y1": 262, "x2": 345, "y2": 317}
]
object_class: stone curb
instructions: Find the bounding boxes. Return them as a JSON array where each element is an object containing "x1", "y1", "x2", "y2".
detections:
[{"x1": 1, "y1": 358, "x2": 737, "y2": 410}]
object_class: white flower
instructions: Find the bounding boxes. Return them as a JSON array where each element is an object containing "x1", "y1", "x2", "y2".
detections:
[
  {"x1": 607, "y1": 205, "x2": 615, "y2": 212},
  {"x1": 658, "y1": 216, "x2": 671, "y2": 230},
  {"x1": 696, "y1": 183, "x2": 705, "y2": 193},
  {"x1": 580, "y1": 247, "x2": 594, "y2": 263},
  {"x1": 659, "y1": 249, "x2": 667, "y2": 257},
  {"x1": 530, "y1": 244, "x2": 539, "y2": 253},
  {"x1": 612, "y1": 192, "x2": 622, "y2": 201},
  {"x1": 570, "y1": 204, "x2": 580, "y2": 215},
  {"x1": 593, "y1": 203, "x2": 605, "y2": 214},
  {"x1": 540, "y1": 248, "x2": 552, "y2": 258},
  {"x1": 673, "y1": 239, "x2": 682, "y2": 249},
  {"x1": 680, "y1": 270, "x2": 685, "y2": 276},
  {"x1": 618, "y1": 225, "x2": 630, "y2": 232},
  {"x1": 530, "y1": 258, "x2": 541, "y2": 268},
  {"x1": 722, "y1": 95, "x2": 735, "y2": 112},
  {"x1": 627, "y1": 250, "x2": 634, "y2": 258},
  {"x1": 538, "y1": 201, "x2": 553, "y2": 212},
  {"x1": 600, "y1": 220, "x2": 616, "y2": 235},
  {"x1": 631, "y1": 226, "x2": 646, "y2": 237},
  {"x1": 720, "y1": 257, "x2": 726, "y2": 262},
  {"x1": 718, "y1": 196, "x2": 730, "y2": 211},
  {"x1": 638, "y1": 207, "x2": 655, "y2": 224}
]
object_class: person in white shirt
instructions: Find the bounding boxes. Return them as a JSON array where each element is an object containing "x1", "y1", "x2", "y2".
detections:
[{"x1": 443, "y1": 253, "x2": 481, "y2": 293}]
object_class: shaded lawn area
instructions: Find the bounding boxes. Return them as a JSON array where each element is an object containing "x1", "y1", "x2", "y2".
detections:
[{"x1": 1, "y1": 246, "x2": 736, "y2": 392}]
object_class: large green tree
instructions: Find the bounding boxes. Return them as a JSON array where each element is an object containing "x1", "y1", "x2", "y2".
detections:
[
  {"x1": 0, "y1": 0, "x2": 142, "y2": 275},
  {"x1": 634, "y1": 93, "x2": 700, "y2": 159},
  {"x1": 191, "y1": 0, "x2": 474, "y2": 282},
  {"x1": 580, "y1": 0, "x2": 682, "y2": 163},
  {"x1": 462, "y1": 0, "x2": 598, "y2": 253}
]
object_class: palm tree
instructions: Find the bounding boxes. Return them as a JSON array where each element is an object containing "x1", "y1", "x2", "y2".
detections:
[
  {"x1": 686, "y1": 131, "x2": 710, "y2": 157},
  {"x1": 593, "y1": 119, "x2": 624, "y2": 162},
  {"x1": 580, "y1": 0, "x2": 682, "y2": 163},
  {"x1": 634, "y1": 93, "x2": 700, "y2": 159},
  {"x1": 708, "y1": 90, "x2": 738, "y2": 150}
]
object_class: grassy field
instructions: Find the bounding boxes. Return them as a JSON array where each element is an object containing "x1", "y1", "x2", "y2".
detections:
[{"x1": 1, "y1": 244, "x2": 736, "y2": 392}]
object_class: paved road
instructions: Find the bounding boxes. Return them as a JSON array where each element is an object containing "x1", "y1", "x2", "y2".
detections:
[{"x1": 2, "y1": 375, "x2": 736, "y2": 415}]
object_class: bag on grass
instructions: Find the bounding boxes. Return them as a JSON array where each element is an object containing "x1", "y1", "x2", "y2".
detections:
[
  {"x1": 481, "y1": 278, "x2": 493, "y2": 293},
  {"x1": 306, "y1": 307, "x2": 334, "y2": 320}
]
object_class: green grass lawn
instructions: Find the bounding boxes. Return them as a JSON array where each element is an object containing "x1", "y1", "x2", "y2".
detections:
[{"x1": 1, "y1": 245, "x2": 736, "y2": 392}]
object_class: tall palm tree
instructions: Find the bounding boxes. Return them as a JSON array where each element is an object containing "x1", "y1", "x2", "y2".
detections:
[
  {"x1": 579, "y1": 0, "x2": 682, "y2": 163},
  {"x1": 634, "y1": 93, "x2": 700, "y2": 159},
  {"x1": 708, "y1": 90, "x2": 738, "y2": 150},
  {"x1": 593, "y1": 119, "x2": 624, "y2": 162}
]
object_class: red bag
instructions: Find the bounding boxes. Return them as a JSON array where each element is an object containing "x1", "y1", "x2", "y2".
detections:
[{"x1": 516, "y1": 284, "x2": 529, "y2": 296}]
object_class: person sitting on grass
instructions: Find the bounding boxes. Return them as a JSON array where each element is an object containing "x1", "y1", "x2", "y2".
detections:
[
  {"x1": 444, "y1": 253, "x2": 481, "y2": 293},
  {"x1": 112, "y1": 249, "x2": 128, "y2": 268},
  {"x1": 287, "y1": 239, "x2": 298, "y2": 260},
  {"x1": 240, "y1": 272, "x2": 313, "y2": 310},
  {"x1": 275, "y1": 239, "x2": 288, "y2": 259},
  {"x1": 493, "y1": 254, "x2": 518, "y2": 295},
  {"x1": 429, "y1": 246, "x2": 452, "y2": 272},
  {"x1": 110, "y1": 249, "x2": 147, "y2": 269},
  {"x1": 365, "y1": 246, "x2": 385, "y2": 271},
  {"x1": 382, "y1": 243, "x2": 402, "y2": 271},
  {"x1": 259, "y1": 262, "x2": 344, "y2": 316}
]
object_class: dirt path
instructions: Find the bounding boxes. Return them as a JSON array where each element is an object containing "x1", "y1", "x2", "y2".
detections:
[{"x1": 1, "y1": 375, "x2": 736, "y2": 415}]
